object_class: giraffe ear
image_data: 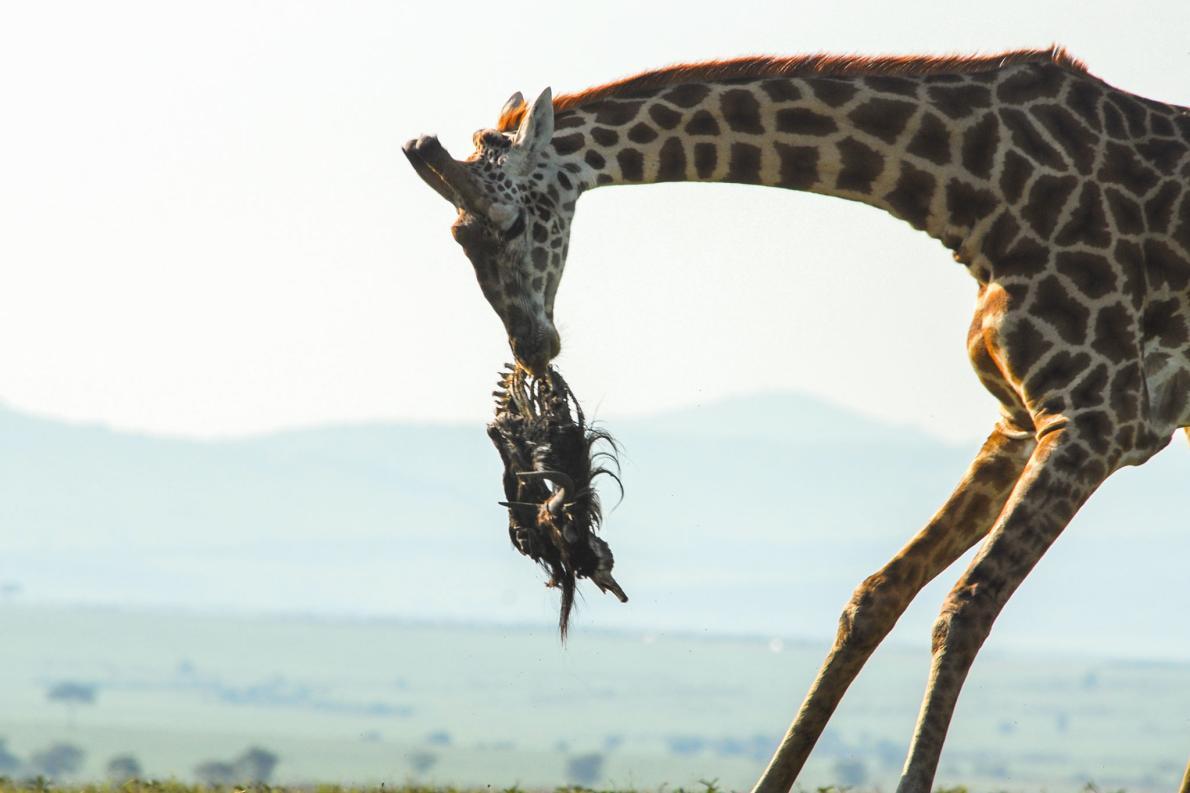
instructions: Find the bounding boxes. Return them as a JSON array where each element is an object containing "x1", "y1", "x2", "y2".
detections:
[
  {"x1": 511, "y1": 87, "x2": 553, "y2": 161},
  {"x1": 500, "y1": 91, "x2": 526, "y2": 121}
]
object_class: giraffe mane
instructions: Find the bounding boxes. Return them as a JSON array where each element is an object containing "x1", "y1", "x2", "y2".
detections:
[{"x1": 498, "y1": 45, "x2": 1086, "y2": 132}]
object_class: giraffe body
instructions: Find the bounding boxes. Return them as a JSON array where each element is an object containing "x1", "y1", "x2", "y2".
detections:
[{"x1": 403, "y1": 48, "x2": 1190, "y2": 793}]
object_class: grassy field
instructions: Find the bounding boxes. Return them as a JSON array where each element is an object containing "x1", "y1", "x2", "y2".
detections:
[
  {"x1": 0, "y1": 782, "x2": 997, "y2": 793},
  {"x1": 0, "y1": 782, "x2": 743, "y2": 793},
  {"x1": 0, "y1": 782, "x2": 763, "y2": 793},
  {"x1": 2, "y1": 603, "x2": 1187, "y2": 793}
]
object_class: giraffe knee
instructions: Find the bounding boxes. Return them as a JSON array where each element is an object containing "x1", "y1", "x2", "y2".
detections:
[
  {"x1": 835, "y1": 571, "x2": 909, "y2": 651},
  {"x1": 931, "y1": 582, "x2": 998, "y2": 656}
]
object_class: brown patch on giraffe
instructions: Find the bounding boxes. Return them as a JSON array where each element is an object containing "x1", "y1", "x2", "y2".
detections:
[
  {"x1": 1145, "y1": 183, "x2": 1184, "y2": 240},
  {"x1": 1025, "y1": 350, "x2": 1093, "y2": 402},
  {"x1": 999, "y1": 150, "x2": 1032, "y2": 205},
  {"x1": 1150, "y1": 111, "x2": 1176, "y2": 136},
  {"x1": 1021, "y1": 174, "x2": 1079, "y2": 240},
  {"x1": 1143, "y1": 239, "x2": 1190, "y2": 291},
  {"x1": 627, "y1": 122, "x2": 658, "y2": 144},
  {"x1": 960, "y1": 113, "x2": 999, "y2": 179},
  {"x1": 648, "y1": 103, "x2": 683, "y2": 129},
  {"x1": 1000, "y1": 108, "x2": 1067, "y2": 170},
  {"x1": 907, "y1": 112, "x2": 952, "y2": 165},
  {"x1": 1114, "y1": 239, "x2": 1147, "y2": 311},
  {"x1": 685, "y1": 110, "x2": 721, "y2": 135},
  {"x1": 1142, "y1": 298, "x2": 1189, "y2": 346},
  {"x1": 693, "y1": 142, "x2": 717, "y2": 178},
  {"x1": 726, "y1": 142, "x2": 762, "y2": 183},
  {"x1": 551, "y1": 133, "x2": 585, "y2": 155},
  {"x1": 775, "y1": 142, "x2": 819, "y2": 188},
  {"x1": 1135, "y1": 138, "x2": 1186, "y2": 171},
  {"x1": 996, "y1": 63, "x2": 1068, "y2": 103},
  {"x1": 1102, "y1": 101, "x2": 1126, "y2": 139},
  {"x1": 760, "y1": 78, "x2": 801, "y2": 102},
  {"x1": 657, "y1": 138, "x2": 687, "y2": 182},
  {"x1": 1065, "y1": 80, "x2": 1105, "y2": 130},
  {"x1": 497, "y1": 47, "x2": 1087, "y2": 131},
  {"x1": 884, "y1": 162, "x2": 936, "y2": 230},
  {"x1": 836, "y1": 137, "x2": 884, "y2": 192},
  {"x1": 1099, "y1": 141, "x2": 1160, "y2": 195},
  {"x1": 983, "y1": 213, "x2": 1022, "y2": 261},
  {"x1": 999, "y1": 316, "x2": 1052, "y2": 379},
  {"x1": 946, "y1": 180, "x2": 998, "y2": 229},
  {"x1": 1072, "y1": 410, "x2": 1114, "y2": 457},
  {"x1": 928, "y1": 83, "x2": 993, "y2": 120},
  {"x1": 1104, "y1": 186, "x2": 1145, "y2": 235},
  {"x1": 1110, "y1": 365, "x2": 1144, "y2": 421},
  {"x1": 554, "y1": 114, "x2": 586, "y2": 130},
  {"x1": 1032, "y1": 104, "x2": 1099, "y2": 174},
  {"x1": 1173, "y1": 215, "x2": 1190, "y2": 261},
  {"x1": 1054, "y1": 183, "x2": 1112, "y2": 249},
  {"x1": 721, "y1": 89, "x2": 765, "y2": 134},
  {"x1": 590, "y1": 127, "x2": 619, "y2": 146},
  {"x1": 1174, "y1": 113, "x2": 1190, "y2": 140},
  {"x1": 584, "y1": 149, "x2": 606, "y2": 170},
  {"x1": 1054, "y1": 251, "x2": 1117, "y2": 299},
  {"x1": 588, "y1": 100, "x2": 645, "y2": 126},
  {"x1": 1032, "y1": 275, "x2": 1091, "y2": 344},
  {"x1": 776, "y1": 108, "x2": 837, "y2": 136},
  {"x1": 663, "y1": 83, "x2": 711, "y2": 108},
  {"x1": 617, "y1": 149, "x2": 644, "y2": 181},
  {"x1": 1092, "y1": 303, "x2": 1137, "y2": 362},
  {"x1": 811, "y1": 78, "x2": 859, "y2": 108},
  {"x1": 864, "y1": 74, "x2": 920, "y2": 97},
  {"x1": 849, "y1": 97, "x2": 918, "y2": 144},
  {"x1": 1107, "y1": 94, "x2": 1148, "y2": 138}
]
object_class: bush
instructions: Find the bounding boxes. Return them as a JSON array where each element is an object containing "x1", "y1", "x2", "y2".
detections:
[
  {"x1": 233, "y1": 747, "x2": 278, "y2": 783},
  {"x1": 193, "y1": 760, "x2": 235, "y2": 786},
  {"x1": 28, "y1": 744, "x2": 85, "y2": 778},
  {"x1": 106, "y1": 754, "x2": 142, "y2": 783},
  {"x1": 406, "y1": 751, "x2": 437, "y2": 776},
  {"x1": 565, "y1": 753, "x2": 605, "y2": 787}
]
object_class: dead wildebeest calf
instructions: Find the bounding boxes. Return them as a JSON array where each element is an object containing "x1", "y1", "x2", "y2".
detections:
[{"x1": 487, "y1": 364, "x2": 627, "y2": 639}]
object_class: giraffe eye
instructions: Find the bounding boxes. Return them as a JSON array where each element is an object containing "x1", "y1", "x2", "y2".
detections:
[{"x1": 500, "y1": 211, "x2": 526, "y2": 241}]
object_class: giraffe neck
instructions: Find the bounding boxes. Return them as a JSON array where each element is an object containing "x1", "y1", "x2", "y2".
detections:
[{"x1": 550, "y1": 64, "x2": 1049, "y2": 255}]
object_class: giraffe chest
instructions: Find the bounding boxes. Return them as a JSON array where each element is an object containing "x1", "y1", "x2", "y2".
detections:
[{"x1": 967, "y1": 279, "x2": 1189, "y2": 457}]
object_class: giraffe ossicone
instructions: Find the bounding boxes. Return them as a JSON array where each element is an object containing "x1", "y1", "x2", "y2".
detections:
[{"x1": 404, "y1": 47, "x2": 1190, "y2": 793}]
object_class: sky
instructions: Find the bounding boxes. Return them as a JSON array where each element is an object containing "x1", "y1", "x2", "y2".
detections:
[{"x1": 1, "y1": 1, "x2": 1187, "y2": 443}]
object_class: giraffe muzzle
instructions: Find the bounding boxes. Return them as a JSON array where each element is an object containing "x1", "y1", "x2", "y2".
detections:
[{"x1": 509, "y1": 323, "x2": 561, "y2": 375}]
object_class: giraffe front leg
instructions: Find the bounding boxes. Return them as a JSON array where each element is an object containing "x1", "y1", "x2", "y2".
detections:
[
  {"x1": 896, "y1": 425, "x2": 1114, "y2": 793},
  {"x1": 750, "y1": 423, "x2": 1034, "y2": 793}
]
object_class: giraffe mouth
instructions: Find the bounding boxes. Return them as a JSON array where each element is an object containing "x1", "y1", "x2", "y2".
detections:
[{"x1": 509, "y1": 324, "x2": 562, "y2": 376}]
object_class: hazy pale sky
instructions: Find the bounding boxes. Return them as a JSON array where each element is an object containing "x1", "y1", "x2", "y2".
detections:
[{"x1": 1, "y1": 1, "x2": 1186, "y2": 442}]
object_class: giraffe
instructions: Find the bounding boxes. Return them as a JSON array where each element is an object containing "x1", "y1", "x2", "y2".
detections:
[{"x1": 403, "y1": 47, "x2": 1190, "y2": 793}]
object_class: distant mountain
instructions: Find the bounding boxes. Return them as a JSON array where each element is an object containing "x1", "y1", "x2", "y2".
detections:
[
  {"x1": 1, "y1": 395, "x2": 1187, "y2": 658},
  {"x1": 617, "y1": 391, "x2": 936, "y2": 448}
]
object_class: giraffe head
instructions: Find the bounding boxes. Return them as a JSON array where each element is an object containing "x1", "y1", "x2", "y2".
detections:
[{"x1": 404, "y1": 89, "x2": 572, "y2": 375}]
